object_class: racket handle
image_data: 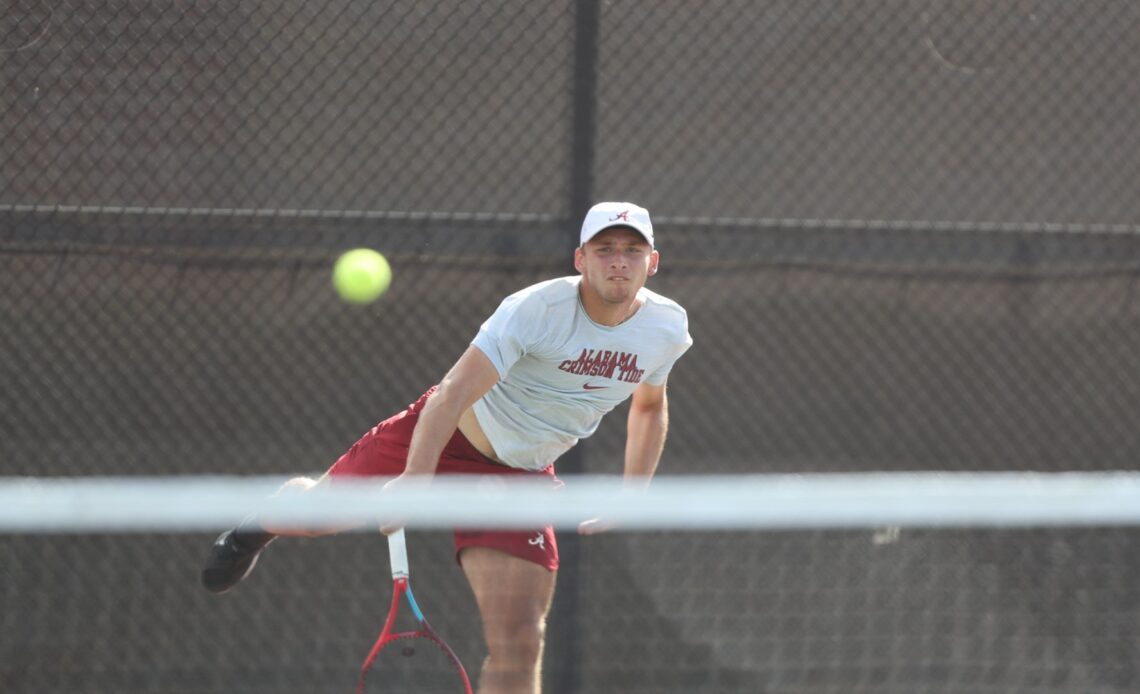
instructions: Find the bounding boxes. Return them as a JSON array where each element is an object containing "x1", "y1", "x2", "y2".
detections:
[{"x1": 388, "y1": 527, "x2": 409, "y2": 578}]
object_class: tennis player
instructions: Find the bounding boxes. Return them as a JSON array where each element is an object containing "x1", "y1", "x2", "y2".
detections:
[{"x1": 202, "y1": 201, "x2": 692, "y2": 694}]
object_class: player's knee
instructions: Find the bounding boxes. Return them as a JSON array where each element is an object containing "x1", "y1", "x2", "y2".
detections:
[
  {"x1": 275, "y1": 476, "x2": 319, "y2": 496},
  {"x1": 487, "y1": 617, "x2": 546, "y2": 665},
  {"x1": 261, "y1": 476, "x2": 325, "y2": 536}
]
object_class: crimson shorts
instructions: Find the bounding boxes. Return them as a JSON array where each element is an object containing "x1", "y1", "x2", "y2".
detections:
[{"x1": 327, "y1": 387, "x2": 560, "y2": 571}]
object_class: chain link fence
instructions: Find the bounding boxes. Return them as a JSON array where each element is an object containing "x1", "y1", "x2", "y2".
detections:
[{"x1": 3, "y1": 1, "x2": 1140, "y2": 692}]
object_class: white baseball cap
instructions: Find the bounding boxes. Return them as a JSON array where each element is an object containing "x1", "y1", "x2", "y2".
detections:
[{"x1": 579, "y1": 202, "x2": 654, "y2": 248}]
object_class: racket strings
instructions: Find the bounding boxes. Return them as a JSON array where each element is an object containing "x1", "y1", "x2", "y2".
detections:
[{"x1": 363, "y1": 634, "x2": 468, "y2": 693}]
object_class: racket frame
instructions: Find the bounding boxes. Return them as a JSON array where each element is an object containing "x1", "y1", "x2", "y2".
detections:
[{"x1": 356, "y1": 529, "x2": 474, "y2": 694}]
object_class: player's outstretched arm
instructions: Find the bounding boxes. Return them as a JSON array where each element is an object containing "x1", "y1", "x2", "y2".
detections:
[
  {"x1": 380, "y1": 346, "x2": 499, "y2": 534},
  {"x1": 404, "y1": 345, "x2": 500, "y2": 475}
]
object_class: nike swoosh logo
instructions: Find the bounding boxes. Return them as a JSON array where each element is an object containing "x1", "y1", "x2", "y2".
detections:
[{"x1": 583, "y1": 383, "x2": 608, "y2": 391}]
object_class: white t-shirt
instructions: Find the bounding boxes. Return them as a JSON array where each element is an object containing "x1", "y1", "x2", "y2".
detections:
[{"x1": 470, "y1": 276, "x2": 692, "y2": 470}]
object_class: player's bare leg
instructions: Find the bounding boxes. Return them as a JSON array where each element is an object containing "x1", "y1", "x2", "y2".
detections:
[
  {"x1": 201, "y1": 474, "x2": 346, "y2": 593},
  {"x1": 256, "y1": 474, "x2": 364, "y2": 537},
  {"x1": 461, "y1": 547, "x2": 556, "y2": 694}
]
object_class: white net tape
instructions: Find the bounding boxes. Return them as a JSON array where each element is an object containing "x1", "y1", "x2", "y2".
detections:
[{"x1": 4, "y1": 472, "x2": 1140, "y2": 532}]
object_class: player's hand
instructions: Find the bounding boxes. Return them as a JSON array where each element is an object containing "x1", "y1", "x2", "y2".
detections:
[
  {"x1": 379, "y1": 473, "x2": 428, "y2": 535},
  {"x1": 577, "y1": 517, "x2": 615, "y2": 535}
]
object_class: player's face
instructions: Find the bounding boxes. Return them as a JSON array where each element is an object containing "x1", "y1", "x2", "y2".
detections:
[{"x1": 575, "y1": 227, "x2": 659, "y2": 304}]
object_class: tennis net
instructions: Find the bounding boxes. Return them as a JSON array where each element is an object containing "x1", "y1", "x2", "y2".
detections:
[{"x1": 3, "y1": 473, "x2": 1139, "y2": 693}]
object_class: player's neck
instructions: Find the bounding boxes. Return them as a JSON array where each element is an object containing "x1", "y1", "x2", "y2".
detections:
[{"x1": 579, "y1": 289, "x2": 642, "y2": 327}]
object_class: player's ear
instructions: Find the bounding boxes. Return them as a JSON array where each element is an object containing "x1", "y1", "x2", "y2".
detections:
[
  {"x1": 574, "y1": 246, "x2": 585, "y2": 273},
  {"x1": 647, "y1": 249, "x2": 660, "y2": 276}
]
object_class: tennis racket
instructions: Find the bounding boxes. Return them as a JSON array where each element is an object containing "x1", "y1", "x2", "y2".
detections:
[{"x1": 356, "y1": 528, "x2": 473, "y2": 693}]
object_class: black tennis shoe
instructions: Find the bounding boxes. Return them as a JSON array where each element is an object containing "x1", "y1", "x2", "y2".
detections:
[{"x1": 201, "y1": 529, "x2": 271, "y2": 594}]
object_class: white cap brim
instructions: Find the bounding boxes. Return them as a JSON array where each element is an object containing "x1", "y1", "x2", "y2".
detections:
[{"x1": 579, "y1": 202, "x2": 654, "y2": 247}]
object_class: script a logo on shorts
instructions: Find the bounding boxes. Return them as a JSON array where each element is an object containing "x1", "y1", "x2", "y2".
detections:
[{"x1": 528, "y1": 533, "x2": 545, "y2": 549}]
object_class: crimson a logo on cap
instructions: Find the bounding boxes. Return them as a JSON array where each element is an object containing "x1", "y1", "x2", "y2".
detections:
[{"x1": 608, "y1": 210, "x2": 630, "y2": 223}]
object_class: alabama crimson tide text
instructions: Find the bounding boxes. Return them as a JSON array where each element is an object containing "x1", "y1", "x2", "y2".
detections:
[{"x1": 558, "y1": 349, "x2": 645, "y2": 383}]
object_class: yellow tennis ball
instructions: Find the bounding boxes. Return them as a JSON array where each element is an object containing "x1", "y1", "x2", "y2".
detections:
[{"x1": 332, "y1": 248, "x2": 391, "y2": 304}]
